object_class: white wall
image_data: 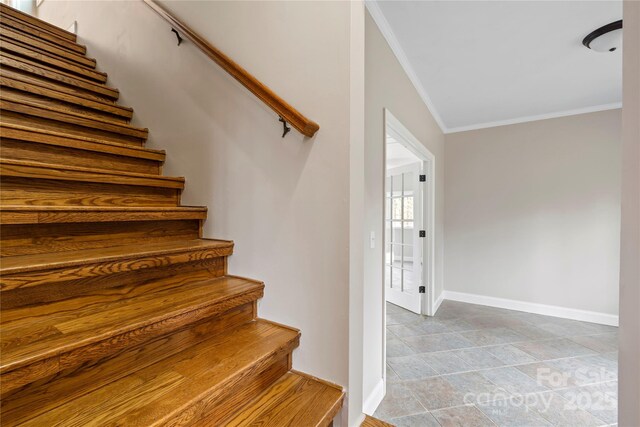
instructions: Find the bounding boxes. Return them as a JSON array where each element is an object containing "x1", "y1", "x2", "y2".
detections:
[
  {"x1": 363, "y1": 10, "x2": 445, "y2": 412},
  {"x1": 618, "y1": 1, "x2": 640, "y2": 424},
  {"x1": 37, "y1": 1, "x2": 364, "y2": 423},
  {"x1": 445, "y1": 110, "x2": 621, "y2": 320}
]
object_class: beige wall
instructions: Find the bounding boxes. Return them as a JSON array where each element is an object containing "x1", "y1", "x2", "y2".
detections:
[
  {"x1": 37, "y1": 1, "x2": 361, "y2": 423},
  {"x1": 619, "y1": 1, "x2": 640, "y2": 425},
  {"x1": 363, "y1": 10, "x2": 445, "y2": 410},
  {"x1": 445, "y1": 110, "x2": 622, "y2": 318}
]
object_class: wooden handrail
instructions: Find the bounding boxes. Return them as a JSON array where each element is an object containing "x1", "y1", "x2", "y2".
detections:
[{"x1": 143, "y1": 0, "x2": 319, "y2": 138}]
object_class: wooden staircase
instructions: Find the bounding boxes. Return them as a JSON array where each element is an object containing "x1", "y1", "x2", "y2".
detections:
[{"x1": 0, "y1": 4, "x2": 344, "y2": 425}]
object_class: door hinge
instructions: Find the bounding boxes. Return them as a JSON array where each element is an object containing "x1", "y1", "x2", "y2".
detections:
[
  {"x1": 419, "y1": 230, "x2": 426, "y2": 238},
  {"x1": 419, "y1": 174, "x2": 426, "y2": 182},
  {"x1": 419, "y1": 286, "x2": 426, "y2": 293}
]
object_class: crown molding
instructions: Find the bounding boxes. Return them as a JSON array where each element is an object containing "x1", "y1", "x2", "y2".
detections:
[
  {"x1": 365, "y1": 0, "x2": 448, "y2": 133},
  {"x1": 365, "y1": 1, "x2": 622, "y2": 135},
  {"x1": 446, "y1": 102, "x2": 623, "y2": 134}
]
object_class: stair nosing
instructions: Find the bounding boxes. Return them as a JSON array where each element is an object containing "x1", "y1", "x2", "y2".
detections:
[
  {"x1": 0, "y1": 14, "x2": 86, "y2": 54},
  {"x1": 0, "y1": 4, "x2": 77, "y2": 42},
  {"x1": 0, "y1": 158, "x2": 183, "y2": 189},
  {"x1": 0, "y1": 36, "x2": 107, "y2": 83},
  {"x1": 0, "y1": 52, "x2": 119, "y2": 98},
  {"x1": 0, "y1": 96, "x2": 148, "y2": 137},
  {"x1": 0, "y1": 123, "x2": 164, "y2": 160},
  {"x1": 0, "y1": 238, "x2": 234, "y2": 275},
  {"x1": 1, "y1": 26, "x2": 96, "y2": 68},
  {"x1": 0, "y1": 73, "x2": 134, "y2": 118},
  {"x1": 0, "y1": 275, "x2": 266, "y2": 375}
]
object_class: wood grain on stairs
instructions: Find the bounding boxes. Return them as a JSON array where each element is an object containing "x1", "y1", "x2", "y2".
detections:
[
  {"x1": 0, "y1": 13, "x2": 86, "y2": 54},
  {"x1": 0, "y1": 5, "x2": 343, "y2": 425},
  {"x1": 2, "y1": 320, "x2": 300, "y2": 426},
  {"x1": 1, "y1": 51, "x2": 120, "y2": 100},
  {"x1": 1, "y1": 275, "x2": 265, "y2": 394},
  {"x1": 0, "y1": 36, "x2": 107, "y2": 83},
  {"x1": 361, "y1": 415, "x2": 395, "y2": 427}
]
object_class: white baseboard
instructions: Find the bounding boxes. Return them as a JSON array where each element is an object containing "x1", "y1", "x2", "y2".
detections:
[
  {"x1": 442, "y1": 290, "x2": 618, "y2": 326},
  {"x1": 433, "y1": 291, "x2": 444, "y2": 315},
  {"x1": 362, "y1": 378, "x2": 385, "y2": 416}
]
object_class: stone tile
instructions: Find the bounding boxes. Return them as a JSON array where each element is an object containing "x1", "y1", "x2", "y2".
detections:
[
  {"x1": 453, "y1": 347, "x2": 506, "y2": 370},
  {"x1": 390, "y1": 412, "x2": 441, "y2": 427},
  {"x1": 485, "y1": 344, "x2": 538, "y2": 365},
  {"x1": 388, "y1": 311, "x2": 421, "y2": 325},
  {"x1": 526, "y1": 391, "x2": 605, "y2": 426},
  {"x1": 513, "y1": 338, "x2": 596, "y2": 360},
  {"x1": 388, "y1": 322, "x2": 431, "y2": 338},
  {"x1": 570, "y1": 333, "x2": 618, "y2": 354},
  {"x1": 547, "y1": 355, "x2": 617, "y2": 386},
  {"x1": 438, "y1": 318, "x2": 477, "y2": 332},
  {"x1": 386, "y1": 363, "x2": 401, "y2": 383},
  {"x1": 507, "y1": 323, "x2": 561, "y2": 341},
  {"x1": 558, "y1": 383, "x2": 618, "y2": 425},
  {"x1": 387, "y1": 302, "x2": 409, "y2": 315},
  {"x1": 478, "y1": 397, "x2": 553, "y2": 427},
  {"x1": 372, "y1": 382, "x2": 425, "y2": 420},
  {"x1": 387, "y1": 336, "x2": 415, "y2": 358},
  {"x1": 431, "y1": 405, "x2": 497, "y2": 427},
  {"x1": 460, "y1": 327, "x2": 528, "y2": 346},
  {"x1": 403, "y1": 332, "x2": 475, "y2": 353},
  {"x1": 405, "y1": 376, "x2": 467, "y2": 410},
  {"x1": 535, "y1": 318, "x2": 617, "y2": 338},
  {"x1": 445, "y1": 371, "x2": 511, "y2": 404},
  {"x1": 388, "y1": 355, "x2": 438, "y2": 380},
  {"x1": 516, "y1": 362, "x2": 580, "y2": 390},
  {"x1": 480, "y1": 367, "x2": 549, "y2": 395},
  {"x1": 419, "y1": 351, "x2": 473, "y2": 375}
]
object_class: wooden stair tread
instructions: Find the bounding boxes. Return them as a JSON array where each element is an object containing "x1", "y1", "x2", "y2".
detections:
[
  {"x1": 0, "y1": 238, "x2": 233, "y2": 275},
  {"x1": 0, "y1": 13, "x2": 86, "y2": 54},
  {"x1": 361, "y1": 415, "x2": 395, "y2": 427},
  {"x1": 0, "y1": 36, "x2": 107, "y2": 83},
  {"x1": 1, "y1": 72, "x2": 133, "y2": 119},
  {"x1": 0, "y1": 158, "x2": 183, "y2": 188},
  {"x1": 3, "y1": 319, "x2": 299, "y2": 426},
  {"x1": 0, "y1": 26, "x2": 96, "y2": 68},
  {"x1": 0, "y1": 205, "x2": 207, "y2": 224},
  {"x1": 0, "y1": 51, "x2": 119, "y2": 100},
  {"x1": 225, "y1": 371, "x2": 344, "y2": 427},
  {"x1": 0, "y1": 275, "x2": 264, "y2": 374},
  {"x1": 0, "y1": 3, "x2": 76, "y2": 42},
  {"x1": 0, "y1": 122, "x2": 163, "y2": 159},
  {"x1": 1, "y1": 92, "x2": 148, "y2": 137}
]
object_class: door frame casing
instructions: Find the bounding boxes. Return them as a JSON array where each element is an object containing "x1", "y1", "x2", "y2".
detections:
[{"x1": 383, "y1": 109, "x2": 436, "y2": 316}]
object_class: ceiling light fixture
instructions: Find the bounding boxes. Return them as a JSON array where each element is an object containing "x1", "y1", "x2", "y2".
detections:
[{"x1": 583, "y1": 20, "x2": 623, "y2": 52}]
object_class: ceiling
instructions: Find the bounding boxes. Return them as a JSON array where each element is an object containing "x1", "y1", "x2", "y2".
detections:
[{"x1": 368, "y1": 1, "x2": 623, "y2": 133}]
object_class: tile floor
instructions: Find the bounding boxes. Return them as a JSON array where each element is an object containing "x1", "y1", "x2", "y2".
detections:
[{"x1": 375, "y1": 301, "x2": 618, "y2": 427}]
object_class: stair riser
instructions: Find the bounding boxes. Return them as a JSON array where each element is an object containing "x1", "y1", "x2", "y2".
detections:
[
  {"x1": 1, "y1": 219, "x2": 202, "y2": 256},
  {"x1": 1, "y1": 100, "x2": 147, "y2": 143},
  {"x1": 0, "y1": 138, "x2": 162, "y2": 175},
  {"x1": 0, "y1": 37, "x2": 106, "y2": 83},
  {"x1": 1, "y1": 80, "x2": 131, "y2": 123},
  {"x1": 207, "y1": 355, "x2": 293, "y2": 426},
  {"x1": 1, "y1": 27, "x2": 95, "y2": 68},
  {"x1": 1, "y1": 257, "x2": 227, "y2": 309},
  {"x1": 1, "y1": 294, "x2": 263, "y2": 397},
  {"x1": 0, "y1": 4, "x2": 77, "y2": 44},
  {"x1": 0, "y1": 14, "x2": 85, "y2": 55},
  {"x1": 0, "y1": 302, "x2": 257, "y2": 424},
  {"x1": 1, "y1": 67, "x2": 123, "y2": 110},
  {"x1": 1, "y1": 53, "x2": 119, "y2": 101},
  {"x1": 1, "y1": 111, "x2": 143, "y2": 146},
  {"x1": 159, "y1": 349, "x2": 295, "y2": 426},
  {"x1": 0, "y1": 177, "x2": 181, "y2": 207}
]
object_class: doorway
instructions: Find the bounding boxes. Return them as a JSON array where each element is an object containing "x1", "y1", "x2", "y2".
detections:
[{"x1": 383, "y1": 109, "x2": 435, "y2": 316}]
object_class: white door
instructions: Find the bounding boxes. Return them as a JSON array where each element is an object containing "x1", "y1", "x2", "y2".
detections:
[{"x1": 385, "y1": 162, "x2": 423, "y2": 314}]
